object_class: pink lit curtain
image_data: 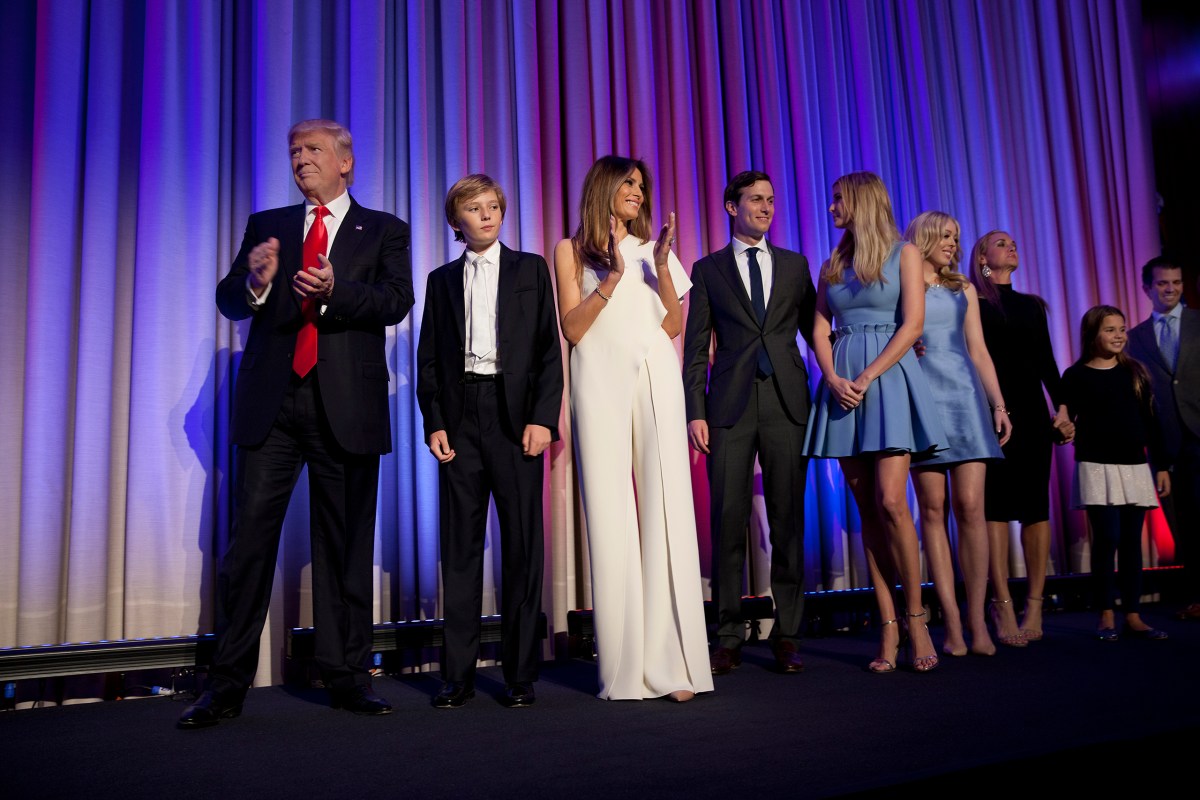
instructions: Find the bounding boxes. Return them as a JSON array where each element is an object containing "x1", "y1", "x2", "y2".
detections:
[{"x1": 0, "y1": 0, "x2": 1158, "y2": 683}]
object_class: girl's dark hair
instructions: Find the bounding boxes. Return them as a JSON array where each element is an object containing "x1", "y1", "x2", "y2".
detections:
[{"x1": 1077, "y1": 304, "x2": 1152, "y2": 404}]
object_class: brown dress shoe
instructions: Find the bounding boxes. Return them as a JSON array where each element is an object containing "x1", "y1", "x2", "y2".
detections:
[
  {"x1": 772, "y1": 641, "x2": 805, "y2": 673},
  {"x1": 709, "y1": 646, "x2": 742, "y2": 676}
]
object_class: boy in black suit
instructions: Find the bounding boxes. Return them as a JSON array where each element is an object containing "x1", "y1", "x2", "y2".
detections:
[{"x1": 416, "y1": 175, "x2": 563, "y2": 707}]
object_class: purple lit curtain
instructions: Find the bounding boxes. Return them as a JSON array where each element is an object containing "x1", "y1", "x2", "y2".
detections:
[{"x1": 1, "y1": 0, "x2": 1158, "y2": 683}]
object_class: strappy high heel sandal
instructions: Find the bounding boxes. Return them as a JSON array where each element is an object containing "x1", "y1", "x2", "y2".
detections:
[
  {"x1": 906, "y1": 610, "x2": 939, "y2": 673},
  {"x1": 1020, "y1": 595, "x2": 1044, "y2": 641},
  {"x1": 868, "y1": 618, "x2": 899, "y2": 673},
  {"x1": 990, "y1": 598, "x2": 1028, "y2": 648}
]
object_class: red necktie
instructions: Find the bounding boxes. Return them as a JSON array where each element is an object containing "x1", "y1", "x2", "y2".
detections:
[{"x1": 293, "y1": 206, "x2": 329, "y2": 377}]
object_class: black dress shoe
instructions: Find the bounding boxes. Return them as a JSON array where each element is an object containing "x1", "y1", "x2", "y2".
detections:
[
  {"x1": 332, "y1": 685, "x2": 393, "y2": 715},
  {"x1": 500, "y1": 683, "x2": 536, "y2": 708},
  {"x1": 432, "y1": 681, "x2": 475, "y2": 709},
  {"x1": 176, "y1": 689, "x2": 244, "y2": 730}
]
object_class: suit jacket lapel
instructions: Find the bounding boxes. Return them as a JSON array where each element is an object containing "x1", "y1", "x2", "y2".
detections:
[
  {"x1": 328, "y1": 198, "x2": 365, "y2": 275},
  {"x1": 1179, "y1": 309, "x2": 1199, "y2": 372},
  {"x1": 448, "y1": 253, "x2": 467, "y2": 346},
  {"x1": 763, "y1": 243, "x2": 789, "y2": 326},
  {"x1": 497, "y1": 244, "x2": 518, "y2": 347},
  {"x1": 714, "y1": 245, "x2": 757, "y2": 324},
  {"x1": 282, "y1": 204, "x2": 307, "y2": 313},
  {"x1": 1134, "y1": 321, "x2": 1170, "y2": 374}
]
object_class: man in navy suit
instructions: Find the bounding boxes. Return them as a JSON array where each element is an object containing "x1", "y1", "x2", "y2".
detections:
[
  {"x1": 683, "y1": 171, "x2": 816, "y2": 674},
  {"x1": 417, "y1": 174, "x2": 563, "y2": 708},
  {"x1": 1127, "y1": 256, "x2": 1200, "y2": 619},
  {"x1": 179, "y1": 119, "x2": 413, "y2": 728}
]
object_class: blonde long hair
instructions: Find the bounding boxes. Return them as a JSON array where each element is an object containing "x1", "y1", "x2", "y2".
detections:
[
  {"x1": 571, "y1": 156, "x2": 655, "y2": 283},
  {"x1": 904, "y1": 211, "x2": 967, "y2": 291},
  {"x1": 822, "y1": 171, "x2": 901, "y2": 285}
]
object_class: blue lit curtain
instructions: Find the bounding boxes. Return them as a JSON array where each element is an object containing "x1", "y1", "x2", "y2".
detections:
[{"x1": 0, "y1": 0, "x2": 1157, "y2": 683}]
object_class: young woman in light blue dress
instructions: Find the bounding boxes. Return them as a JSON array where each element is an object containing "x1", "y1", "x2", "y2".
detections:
[
  {"x1": 905, "y1": 212, "x2": 1011, "y2": 657},
  {"x1": 806, "y1": 173, "x2": 947, "y2": 673}
]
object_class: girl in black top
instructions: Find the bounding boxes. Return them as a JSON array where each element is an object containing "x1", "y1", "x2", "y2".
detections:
[{"x1": 1062, "y1": 305, "x2": 1170, "y2": 640}]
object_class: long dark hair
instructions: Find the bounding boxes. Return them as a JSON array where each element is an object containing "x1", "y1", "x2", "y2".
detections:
[
  {"x1": 1076, "y1": 304, "x2": 1152, "y2": 404},
  {"x1": 570, "y1": 155, "x2": 655, "y2": 283}
]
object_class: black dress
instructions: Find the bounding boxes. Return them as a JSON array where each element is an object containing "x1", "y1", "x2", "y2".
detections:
[{"x1": 978, "y1": 284, "x2": 1064, "y2": 523}]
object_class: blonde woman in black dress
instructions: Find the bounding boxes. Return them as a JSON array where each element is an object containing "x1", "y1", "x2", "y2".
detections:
[{"x1": 969, "y1": 231, "x2": 1073, "y2": 645}]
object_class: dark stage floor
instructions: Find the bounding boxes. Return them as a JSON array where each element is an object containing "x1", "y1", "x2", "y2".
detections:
[{"x1": 3, "y1": 607, "x2": 1197, "y2": 799}]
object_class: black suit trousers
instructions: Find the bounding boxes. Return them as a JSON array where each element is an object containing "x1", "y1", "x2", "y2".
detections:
[
  {"x1": 708, "y1": 375, "x2": 808, "y2": 648},
  {"x1": 210, "y1": 374, "x2": 380, "y2": 695},
  {"x1": 439, "y1": 381, "x2": 544, "y2": 685}
]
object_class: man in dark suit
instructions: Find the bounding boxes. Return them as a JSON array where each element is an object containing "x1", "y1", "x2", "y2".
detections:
[
  {"x1": 683, "y1": 171, "x2": 816, "y2": 674},
  {"x1": 416, "y1": 174, "x2": 563, "y2": 708},
  {"x1": 1127, "y1": 256, "x2": 1200, "y2": 619},
  {"x1": 179, "y1": 119, "x2": 413, "y2": 728}
]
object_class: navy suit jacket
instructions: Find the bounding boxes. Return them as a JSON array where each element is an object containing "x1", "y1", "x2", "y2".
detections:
[
  {"x1": 1128, "y1": 307, "x2": 1200, "y2": 468},
  {"x1": 215, "y1": 198, "x2": 413, "y2": 455},
  {"x1": 684, "y1": 242, "x2": 816, "y2": 427},
  {"x1": 416, "y1": 244, "x2": 563, "y2": 444}
]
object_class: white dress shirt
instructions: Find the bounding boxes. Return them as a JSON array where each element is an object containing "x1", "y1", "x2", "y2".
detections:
[
  {"x1": 463, "y1": 239, "x2": 503, "y2": 374},
  {"x1": 731, "y1": 235, "x2": 774, "y2": 307}
]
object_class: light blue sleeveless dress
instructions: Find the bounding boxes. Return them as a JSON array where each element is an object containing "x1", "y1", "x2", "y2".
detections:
[
  {"x1": 804, "y1": 244, "x2": 946, "y2": 457},
  {"x1": 917, "y1": 286, "x2": 1004, "y2": 466}
]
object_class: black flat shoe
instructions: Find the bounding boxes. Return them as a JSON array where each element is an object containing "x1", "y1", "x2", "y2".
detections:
[
  {"x1": 176, "y1": 689, "x2": 244, "y2": 730},
  {"x1": 500, "y1": 683, "x2": 536, "y2": 708},
  {"x1": 332, "y1": 685, "x2": 393, "y2": 715},
  {"x1": 432, "y1": 681, "x2": 475, "y2": 709},
  {"x1": 1096, "y1": 627, "x2": 1119, "y2": 642}
]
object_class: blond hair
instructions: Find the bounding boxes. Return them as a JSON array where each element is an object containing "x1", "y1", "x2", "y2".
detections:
[
  {"x1": 904, "y1": 211, "x2": 967, "y2": 291},
  {"x1": 822, "y1": 171, "x2": 900, "y2": 285},
  {"x1": 287, "y1": 119, "x2": 354, "y2": 186},
  {"x1": 969, "y1": 229, "x2": 1005, "y2": 310},
  {"x1": 444, "y1": 174, "x2": 508, "y2": 243}
]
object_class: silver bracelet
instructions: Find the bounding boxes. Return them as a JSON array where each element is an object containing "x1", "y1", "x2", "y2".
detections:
[{"x1": 595, "y1": 288, "x2": 611, "y2": 302}]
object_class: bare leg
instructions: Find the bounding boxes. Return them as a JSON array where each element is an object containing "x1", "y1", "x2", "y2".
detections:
[
  {"x1": 876, "y1": 454, "x2": 937, "y2": 672},
  {"x1": 842, "y1": 457, "x2": 900, "y2": 672},
  {"x1": 949, "y1": 462, "x2": 996, "y2": 655},
  {"x1": 1019, "y1": 520, "x2": 1051, "y2": 639},
  {"x1": 913, "y1": 467, "x2": 966, "y2": 656},
  {"x1": 987, "y1": 520, "x2": 1026, "y2": 646}
]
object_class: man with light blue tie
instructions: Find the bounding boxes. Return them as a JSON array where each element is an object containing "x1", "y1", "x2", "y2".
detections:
[{"x1": 1128, "y1": 256, "x2": 1200, "y2": 620}]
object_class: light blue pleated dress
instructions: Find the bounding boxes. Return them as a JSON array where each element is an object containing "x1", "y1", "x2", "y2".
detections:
[
  {"x1": 916, "y1": 286, "x2": 1004, "y2": 466},
  {"x1": 804, "y1": 244, "x2": 946, "y2": 458}
]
